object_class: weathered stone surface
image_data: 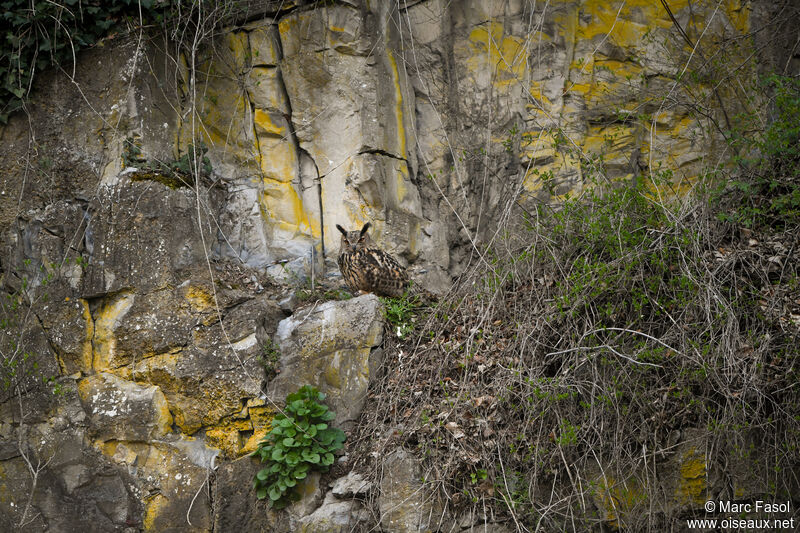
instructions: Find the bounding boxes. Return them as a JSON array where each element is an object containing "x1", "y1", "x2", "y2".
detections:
[
  {"x1": 120, "y1": 295, "x2": 269, "y2": 444},
  {"x1": 379, "y1": 448, "x2": 436, "y2": 533},
  {"x1": 78, "y1": 372, "x2": 172, "y2": 442},
  {"x1": 297, "y1": 492, "x2": 370, "y2": 533},
  {"x1": 331, "y1": 471, "x2": 372, "y2": 498},
  {"x1": 269, "y1": 294, "x2": 384, "y2": 425},
  {"x1": 279, "y1": 3, "x2": 422, "y2": 258},
  {"x1": 213, "y1": 458, "x2": 289, "y2": 533},
  {"x1": 0, "y1": 451, "x2": 142, "y2": 533},
  {"x1": 0, "y1": 1, "x2": 783, "y2": 531},
  {"x1": 81, "y1": 180, "x2": 218, "y2": 297},
  {"x1": 100, "y1": 438, "x2": 216, "y2": 532},
  {"x1": 0, "y1": 390, "x2": 143, "y2": 532}
]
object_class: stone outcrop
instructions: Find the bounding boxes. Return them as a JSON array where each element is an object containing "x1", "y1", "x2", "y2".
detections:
[
  {"x1": 269, "y1": 293, "x2": 384, "y2": 426},
  {"x1": 379, "y1": 448, "x2": 437, "y2": 533}
]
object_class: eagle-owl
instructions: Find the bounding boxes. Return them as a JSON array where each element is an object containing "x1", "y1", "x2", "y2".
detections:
[{"x1": 336, "y1": 222, "x2": 409, "y2": 297}]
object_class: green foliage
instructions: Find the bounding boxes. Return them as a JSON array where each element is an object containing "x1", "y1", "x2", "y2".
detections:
[
  {"x1": 380, "y1": 291, "x2": 422, "y2": 338},
  {"x1": 252, "y1": 386, "x2": 345, "y2": 509},
  {"x1": 1, "y1": 1, "x2": 155, "y2": 122},
  {"x1": 550, "y1": 179, "x2": 701, "y2": 328},
  {"x1": 719, "y1": 75, "x2": 800, "y2": 228},
  {"x1": 296, "y1": 285, "x2": 352, "y2": 303},
  {"x1": 257, "y1": 338, "x2": 280, "y2": 380},
  {"x1": 124, "y1": 137, "x2": 212, "y2": 186}
]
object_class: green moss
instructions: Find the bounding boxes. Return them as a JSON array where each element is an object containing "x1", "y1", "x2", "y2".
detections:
[{"x1": 130, "y1": 171, "x2": 190, "y2": 190}]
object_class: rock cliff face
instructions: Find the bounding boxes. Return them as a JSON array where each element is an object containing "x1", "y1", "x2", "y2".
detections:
[{"x1": 0, "y1": 0, "x2": 788, "y2": 531}]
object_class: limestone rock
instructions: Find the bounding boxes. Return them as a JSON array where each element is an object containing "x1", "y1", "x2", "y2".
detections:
[
  {"x1": 297, "y1": 492, "x2": 370, "y2": 533},
  {"x1": 78, "y1": 372, "x2": 172, "y2": 442},
  {"x1": 268, "y1": 294, "x2": 384, "y2": 425},
  {"x1": 102, "y1": 438, "x2": 215, "y2": 531},
  {"x1": 331, "y1": 471, "x2": 373, "y2": 498},
  {"x1": 82, "y1": 180, "x2": 219, "y2": 297},
  {"x1": 213, "y1": 458, "x2": 289, "y2": 533},
  {"x1": 0, "y1": 392, "x2": 143, "y2": 532},
  {"x1": 379, "y1": 448, "x2": 435, "y2": 533}
]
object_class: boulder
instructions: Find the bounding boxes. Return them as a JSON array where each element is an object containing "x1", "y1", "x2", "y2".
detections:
[{"x1": 269, "y1": 294, "x2": 384, "y2": 425}]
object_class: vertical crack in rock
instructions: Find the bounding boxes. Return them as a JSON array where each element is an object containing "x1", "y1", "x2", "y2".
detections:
[
  {"x1": 87, "y1": 295, "x2": 101, "y2": 373},
  {"x1": 273, "y1": 21, "x2": 326, "y2": 265},
  {"x1": 33, "y1": 312, "x2": 66, "y2": 374},
  {"x1": 299, "y1": 148, "x2": 324, "y2": 261}
]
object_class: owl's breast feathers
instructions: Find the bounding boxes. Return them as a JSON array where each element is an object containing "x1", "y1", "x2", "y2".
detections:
[{"x1": 338, "y1": 246, "x2": 409, "y2": 297}]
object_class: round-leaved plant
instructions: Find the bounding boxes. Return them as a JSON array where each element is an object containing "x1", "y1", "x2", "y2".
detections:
[{"x1": 252, "y1": 385, "x2": 346, "y2": 508}]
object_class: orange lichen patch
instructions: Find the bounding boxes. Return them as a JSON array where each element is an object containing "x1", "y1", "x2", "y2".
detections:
[{"x1": 677, "y1": 448, "x2": 707, "y2": 505}]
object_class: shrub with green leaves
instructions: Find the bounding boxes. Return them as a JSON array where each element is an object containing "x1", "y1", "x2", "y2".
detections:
[
  {"x1": 380, "y1": 291, "x2": 422, "y2": 338},
  {"x1": 0, "y1": 0, "x2": 239, "y2": 123},
  {"x1": 720, "y1": 74, "x2": 800, "y2": 229},
  {"x1": 252, "y1": 385, "x2": 345, "y2": 508}
]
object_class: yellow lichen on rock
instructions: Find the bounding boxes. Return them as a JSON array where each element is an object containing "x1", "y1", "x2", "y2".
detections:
[
  {"x1": 254, "y1": 108, "x2": 289, "y2": 139},
  {"x1": 92, "y1": 291, "x2": 135, "y2": 371},
  {"x1": 463, "y1": 22, "x2": 526, "y2": 88},
  {"x1": 385, "y1": 50, "x2": 408, "y2": 159},
  {"x1": 205, "y1": 420, "x2": 250, "y2": 457},
  {"x1": 259, "y1": 179, "x2": 315, "y2": 237},
  {"x1": 143, "y1": 493, "x2": 168, "y2": 531},
  {"x1": 591, "y1": 475, "x2": 647, "y2": 528},
  {"x1": 78, "y1": 298, "x2": 94, "y2": 373},
  {"x1": 184, "y1": 285, "x2": 214, "y2": 313},
  {"x1": 677, "y1": 448, "x2": 707, "y2": 505},
  {"x1": 240, "y1": 405, "x2": 275, "y2": 456}
]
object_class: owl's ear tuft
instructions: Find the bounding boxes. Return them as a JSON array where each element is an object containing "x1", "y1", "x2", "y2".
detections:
[
  {"x1": 359, "y1": 222, "x2": 371, "y2": 238},
  {"x1": 336, "y1": 224, "x2": 348, "y2": 236}
]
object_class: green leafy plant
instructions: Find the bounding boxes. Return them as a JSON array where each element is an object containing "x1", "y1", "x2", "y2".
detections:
[
  {"x1": 380, "y1": 291, "x2": 421, "y2": 338},
  {"x1": 718, "y1": 75, "x2": 800, "y2": 228},
  {"x1": 252, "y1": 385, "x2": 345, "y2": 508},
  {"x1": 257, "y1": 338, "x2": 280, "y2": 380},
  {"x1": 124, "y1": 137, "x2": 213, "y2": 187}
]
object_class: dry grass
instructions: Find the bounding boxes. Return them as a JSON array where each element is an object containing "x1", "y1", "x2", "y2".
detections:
[{"x1": 348, "y1": 176, "x2": 800, "y2": 530}]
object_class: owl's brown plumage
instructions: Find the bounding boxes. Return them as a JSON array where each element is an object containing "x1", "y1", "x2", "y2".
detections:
[{"x1": 336, "y1": 222, "x2": 409, "y2": 297}]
